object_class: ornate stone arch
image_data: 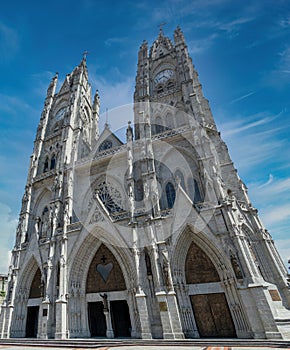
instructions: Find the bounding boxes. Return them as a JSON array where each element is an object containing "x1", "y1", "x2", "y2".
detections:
[
  {"x1": 67, "y1": 232, "x2": 137, "y2": 338},
  {"x1": 172, "y1": 225, "x2": 234, "y2": 283},
  {"x1": 10, "y1": 256, "x2": 43, "y2": 337},
  {"x1": 171, "y1": 225, "x2": 251, "y2": 338},
  {"x1": 16, "y1": 255, "x2": 42, "y2": 294},
  {"x1": 68, "y1": 232, "x2": 135, "y2": 295}
]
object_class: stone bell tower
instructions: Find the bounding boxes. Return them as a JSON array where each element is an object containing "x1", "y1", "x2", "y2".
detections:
[
  {"x1": 134, "y1": 26, "x2": 215, "y2": 138},
  {"x1": 0, "y1": 56, "x2": 100, "y2": 339},
  {"x1": 130, "y1": 27, "x2": 290, "y2": 339}
]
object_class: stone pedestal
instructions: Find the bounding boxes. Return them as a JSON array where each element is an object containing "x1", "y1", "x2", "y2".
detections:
[
  {"x1": 135, "y1": 292, "x2": 152, "y2": 339},
  {"x1": 104, "y1": 309, "x2": 114, "y2": 338},
  {"x1": 156, "y1": 291, "x2": 185, "y2": 339},
  {"x1": 55, "y1": 299, "x2": 68, "y2": 339},
  {"x1": 166, "y1": 291, "x2": 185, "y2": 339},
  {"x1": 156, "y1": 291, "x2": 173, "y2": 339},
  {"x1": 38, "y1": 300, "x2": 50, "y2": 339}
]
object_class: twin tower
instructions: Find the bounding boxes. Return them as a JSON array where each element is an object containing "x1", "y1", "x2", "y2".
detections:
[{"x1": 0, "y1": 27, "x2": 289, "y2": 340}]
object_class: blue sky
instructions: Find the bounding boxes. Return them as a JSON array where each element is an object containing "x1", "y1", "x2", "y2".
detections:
[{"x1": 0, "y1": 0, "x2": 290, "y2": 273}]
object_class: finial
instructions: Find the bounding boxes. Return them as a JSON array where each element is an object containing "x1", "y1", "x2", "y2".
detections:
[
  {"x1": 83, "y1": 50, "x2": 89, "y2": 60},
  {"x1": 158, "y1": 22, "x2": 166, "y2": 35}
]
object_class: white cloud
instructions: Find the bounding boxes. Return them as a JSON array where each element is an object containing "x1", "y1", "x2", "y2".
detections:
[
  {"x1": 258, "y1": 174, "x2": 273, "y2": 188},
  {"x1": 0, "y1": 93, "x2": 36, "y2": 116},
  {"x1": 249, "y1": 176, "x2": 290, "y2": 203},
  {"x1": 220, "y1": 112, "x2": 281, "y2": 137},
  {"x1": 217, "y1": 16, "x2": 254, "y2": 33},
  {"x1": 188, "y1": 34, "x2": 218, "y2": 55},
  {"x1": 218, "y1": 110, "x2": 288, "y2": 173},
  {"x1": 0, "y1": 203, "x2": 17, "y2": 274},
  {"x1": 230, "y1": 91, "x2": 256, "y2": 104},
  {"x1": 105, "y1": 37, "x2": 129, "y2": 47},
  {"x1": 0, "y1": 21, "x2": 19, "y2": 61},
  {"x1": 261, "y1": 204, "x2": 290, "y2": 226},
  {"x1": 262, "y1": 46, "x2": 290, "y2": 87}
]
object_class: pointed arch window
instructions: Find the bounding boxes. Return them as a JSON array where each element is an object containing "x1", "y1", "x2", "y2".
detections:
[
  {"x1": 134, "y1": 179, "x2": 144, "y2": 202},
  {"x1": 188, "y1": 178, "x2": 202, "y2": 203},
  {"x1": 194, "y1": 179, "x2": 202, "y2": 202},
  {"x1": 43, "y1": 157, "x2": 49, "y2": 172},
  {"x1": 50, "y1": 154, "x2": 56, "y2": 170},
  {"x1": 166, "y1": 182, "x2": 176, "y2": 209},
  {"x1": 144, "y1": 250, "x2": 152, "y2": 276}
]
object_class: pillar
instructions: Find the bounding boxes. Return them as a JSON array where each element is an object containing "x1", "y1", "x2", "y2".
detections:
[{"x1": 135, "y1": 292, "x2": 152, "y2": 339}]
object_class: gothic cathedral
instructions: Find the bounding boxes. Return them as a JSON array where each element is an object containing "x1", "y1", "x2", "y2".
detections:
[{"x1": 1, "y1": 27, "x2": 290, "y2": 340}]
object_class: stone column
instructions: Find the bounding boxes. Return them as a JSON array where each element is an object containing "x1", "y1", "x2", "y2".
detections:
[
  {"x1": 104, "y1": 307, "x2": 114, "y2": 338},
  {"x1": 38, "y1": 299, "x2": 50, "y2": 339},
  {"x1": 155, "y1": 291, "x2": 173, "y2": 339},
  {"x1": 0, "y1": 305, "x2": 14, "y2": 338},
  {"x1": 55, "y1": 235, "x2": 68, "y2": 339}
]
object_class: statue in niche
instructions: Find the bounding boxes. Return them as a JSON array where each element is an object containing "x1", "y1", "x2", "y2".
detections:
[
  {"x1": 162, "y1": 261, "x2": 171, "y2": 290},
  {"x1": 34, "y1": 216, "x2": 41, "y2": 238},
  {"x1": 41, "y1": 207, "x2": 51, "y2": 238},
  {"x1": 231, "y1": 254, "x2": 243, "y2": 280}
]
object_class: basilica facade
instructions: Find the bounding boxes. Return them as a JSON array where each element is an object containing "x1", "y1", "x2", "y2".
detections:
[{"x1": 0, "y1": 27, "x2": 290, "y2": 340}]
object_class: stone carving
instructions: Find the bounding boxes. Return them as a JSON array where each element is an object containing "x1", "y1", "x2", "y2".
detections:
[
  {"x1": 41, "y1": 207, "x2": 51, "y2": 238},
  {"x1": 100, "y1": 293, "x2": 108, "y2": 311},
  {"x1": 230, "y1": 254, "x2": 243, "y2": 280},
  {"x1": 96, "y1": 263, "x2": 113, "y2": 283}
]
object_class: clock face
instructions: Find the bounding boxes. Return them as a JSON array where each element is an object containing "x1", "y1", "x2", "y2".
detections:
[
  {"x1": 154, "y1": 69, "x2": 174, "y2": 84},
  {"x1": 55, "y1": 107, "x2": 66, "y2": 121}
]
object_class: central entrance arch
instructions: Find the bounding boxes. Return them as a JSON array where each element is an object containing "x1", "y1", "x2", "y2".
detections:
[{"x1": 86, "y1": 243, "x2": 131, "y2": 338}]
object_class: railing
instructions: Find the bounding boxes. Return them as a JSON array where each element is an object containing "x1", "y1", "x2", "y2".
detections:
[
  {"x1": 33, "y1": 169, "x2": 56, "y2": 182},
  {"x1": 93, "y1": 145, "x2": 127, "y2": 160},
  {"x1": 151, "y1": 125, "x2": 190, "y2": 141}
]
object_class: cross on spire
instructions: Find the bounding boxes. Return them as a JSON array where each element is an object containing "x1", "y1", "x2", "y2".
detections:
[
  {"x1": 158, "y1": 22, "x2": 167, "y2": 35},
  {"x1": 101, "y1": 255, "x2": 107, "y2": 264},
  {"x1": 83, "y1": 50, "x2": 89, "y2": 60}
]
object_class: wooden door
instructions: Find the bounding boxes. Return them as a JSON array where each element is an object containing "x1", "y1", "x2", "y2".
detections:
[
  {"x1": 26, "y1": 306, "x2": 39, "y2": 338},
  {"x1": 190, "y1": 293, "x2": 236, "y2": 338},
  {"x1": 88, "y1": 302, "x2": 106, "y2": 337},
  {"x1": 110, "y1": 300, "x2": 131, "y2": 337}
]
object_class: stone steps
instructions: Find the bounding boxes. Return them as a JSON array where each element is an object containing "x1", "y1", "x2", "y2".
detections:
[{"x1": 0, "y1": 338, "x2": 290, "y2": 348}]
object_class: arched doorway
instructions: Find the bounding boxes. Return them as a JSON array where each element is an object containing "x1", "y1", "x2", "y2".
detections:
[
  {"x1": 185, "y1": 242, "x2": 236, "y2": 338},
  {"x1": 86, "y1": 244, "x2": 131, "y2": 338}
]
